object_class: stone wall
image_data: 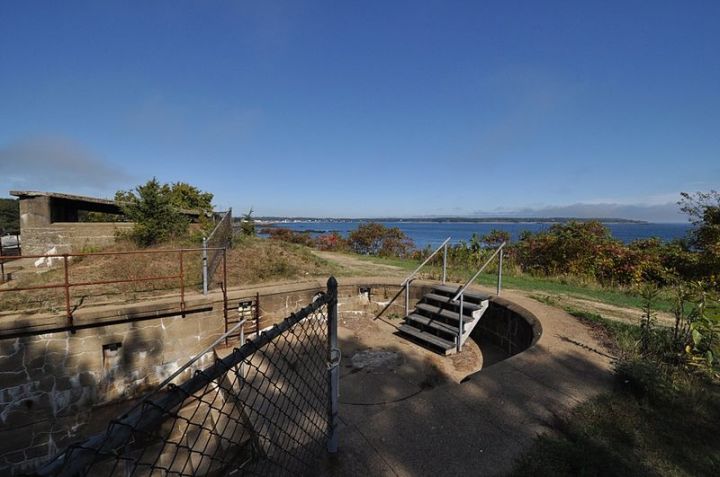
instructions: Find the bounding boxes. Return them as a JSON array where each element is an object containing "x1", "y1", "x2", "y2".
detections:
[
  {"x1": 0, "y1": 305, "x2": 226, "y2": 475},
  {"x1": 20, "y1": 222, "x2": 135, "y2": 255}
]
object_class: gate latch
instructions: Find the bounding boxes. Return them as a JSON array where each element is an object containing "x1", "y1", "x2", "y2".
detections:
[{"x1": 327, "y1": 348, "x2": 341, "y2": 371}]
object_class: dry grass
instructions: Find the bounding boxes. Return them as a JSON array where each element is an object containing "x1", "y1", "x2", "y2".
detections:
[
  {"x1": 0, "y1": 237, "x2": 337, "y2": 315},
  {"x1": 226, "y1": 236, "x2": 337, "y2": 285}
]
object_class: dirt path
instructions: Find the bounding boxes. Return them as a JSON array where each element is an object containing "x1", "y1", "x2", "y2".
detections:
[
  {"x1": 521, "y1": 291, "x2": 676, "y2": 327},
  {"x1": 312, "y1": 250, "x2": 406, "y2": 277}
]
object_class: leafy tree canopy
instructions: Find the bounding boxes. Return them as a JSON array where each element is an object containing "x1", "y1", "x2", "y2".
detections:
[
  {"x1": 0, "y1": 198, "x2": 20, "y2": 235},
  {"x1": 116, "y1": 178, "x2": 213, "y2": 246},
  {"x1": 679, "y1": 190, "x2": 720, "y2": 275}
]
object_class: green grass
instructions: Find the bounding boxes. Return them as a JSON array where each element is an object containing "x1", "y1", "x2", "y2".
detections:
[
  {"x1": 351, "y1": 252, "x2": 674, "y2": 311},
  {"x1": 353, "y1": 253, "x2": 419, "y2": 271},
  {"x1": 354, "y1": 250, "x2": 720, "y2": 476},
  {"x1": 511, "y1": 382, "x2": 720, "y2": 477}
]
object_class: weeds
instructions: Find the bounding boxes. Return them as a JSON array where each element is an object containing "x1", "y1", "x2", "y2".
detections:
[{"x1": 511, "y1": 282, "x2": 720, "y2": 476}]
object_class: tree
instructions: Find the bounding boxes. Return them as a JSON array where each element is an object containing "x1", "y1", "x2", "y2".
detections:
[
  {"x1": 481, "y1": 229, "x2": 511, "y2": 247},
  {"x1": 167, "y1": 182, "x2": 214, "y2": 212},
  {"x1": 679, "y1": 191, "x2": 720, "y2": 277},
  {"x1": 240, "y1": 207, "x2": 256, "y2": 237},
  {"x1": 117, "y1": 178, "x2": 189, "y2": 246},
  {"x1": 347, "y1": 222, "x2": 414, "y2": 257},
  {"x1": 0, "y1": 198, "x2": 19, "y2": 235}
]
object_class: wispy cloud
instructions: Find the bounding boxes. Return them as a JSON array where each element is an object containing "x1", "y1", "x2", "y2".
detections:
[{"x1": 0, "y1": 136, "x2": 132, "y2": 196}]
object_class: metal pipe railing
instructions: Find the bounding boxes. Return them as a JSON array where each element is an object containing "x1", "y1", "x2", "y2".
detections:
[
  {"x1": 451, "y1": 242, "x2": 506, "y2": 302},
  {"x1": 401, "y1": 237, "x2": 451, "y2": 316},
  {"x1": 453, "y1": 241, "x2": 505, "y2": 352},
  {"x1": 0, "y1": 247, "x2": 228, "y2": 327},
  {"x1": 401, "y1": 237, "x2": 451, "y2": 287}
]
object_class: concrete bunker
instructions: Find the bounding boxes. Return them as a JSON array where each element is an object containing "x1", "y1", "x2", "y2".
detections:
[{"x1": 10, "y1": 190, "x2": 205, "y2": 255}]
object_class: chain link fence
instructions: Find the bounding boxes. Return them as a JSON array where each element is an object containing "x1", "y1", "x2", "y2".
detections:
[
  {"x1": 34, "y1": 277, "x2": 340, "y2": 477},
  {"x1": 202, "y1": 209, "x2": 233, "y2": 293}
]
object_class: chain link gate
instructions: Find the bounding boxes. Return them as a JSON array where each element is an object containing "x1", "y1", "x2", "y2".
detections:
[
  {"x1": 34, "y1": 277, "x2": 340, "y2": 477},
  {"x1": 202, "y1": 209, "x2": 233, "y2": 294}
]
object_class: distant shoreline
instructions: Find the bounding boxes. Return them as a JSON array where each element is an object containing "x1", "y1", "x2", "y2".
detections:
[{"x1": 247, "y1": 217, "x2": 649, "y2": 225}]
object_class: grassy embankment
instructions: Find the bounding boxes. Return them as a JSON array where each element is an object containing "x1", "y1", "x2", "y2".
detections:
[
  {"x1": 0, "y1": 237, "x2": 337, "y2": 314},
  {"x1": 510, "y1": 309, "x2": 720, "y2": 476},
  {"x1": 353, "y1": 253, "x2": 675, "y2": 312}
]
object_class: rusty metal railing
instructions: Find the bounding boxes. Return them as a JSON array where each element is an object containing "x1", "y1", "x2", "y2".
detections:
[{"x1": 0, "y1": 247, "x2": 228, "y2": 329}]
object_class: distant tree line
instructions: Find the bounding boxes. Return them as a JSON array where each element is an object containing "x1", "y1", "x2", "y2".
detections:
[{"x1": 0, "y1": 198, "x2": 19, "y2": 235}]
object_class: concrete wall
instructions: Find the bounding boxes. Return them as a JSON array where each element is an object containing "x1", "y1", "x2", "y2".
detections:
[
  {"x1": 0, "y1": 277, "x2": 537, "y2": 475},
  {"x1": 18, "y1": 196, "x2": 51, "y2": 229},
  {"x1": 471, "y1": 296, "x2": 542, "y2": 356},
  {"x1": 0, "y1": 306, "x2": 226, "y2": 474},
  {"x1": 17, "y1": 195, "x2": 134, "y2": 255},
  {"x1": 20, "y1": 222, "x2": 134, "y2": 255},
  {"x1": 0, "y1": 279, "x2": 368, "y2": 475}
]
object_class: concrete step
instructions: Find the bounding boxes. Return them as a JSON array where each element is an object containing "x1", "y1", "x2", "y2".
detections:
[
  {"x1": 405, "y1": 313, "x2": 463, "y2": 337},
  {"x1": 398, "y1": 324, "x2": 456, "y2": 355},
  {"x1": 422, "y1": 293, "x2": 484, "y2": 314},
  {"x1": 415, "y1": 303, "x2": 475, "y2": 324},
  {"x1": 431, "y1": 284, "x2": 491, "y2": 304}
]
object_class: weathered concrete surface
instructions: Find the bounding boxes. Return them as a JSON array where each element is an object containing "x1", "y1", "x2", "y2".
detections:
[
  {"x1": 0, "y1": 277, "x2": 613, "y2": 476},
  {"x1": 0, "y1": 277, "x2": 416, "y2": 475},
  {"x1": 320, "y1": 283, "x2": 614, "y2": 477},
  {"x1": 13, "y1": 193, "x2": 134, "y2": 254},
  {"x1": 19, "y1": 222, "x2": 135, "y2": 255}
]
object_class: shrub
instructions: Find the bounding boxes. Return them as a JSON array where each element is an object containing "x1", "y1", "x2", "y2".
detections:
[
  {"x1": 347, "y1": 222, "x2": 415, "y2": 257},
  {"x1": 0, "y1": 198, "x2": 19, "y2": 235},
  {"x1": 117, "y1": 179, "x2": 190, "y2": 246},
  {"x1": 262, "y1": 227, "x2": 315, "y2": 247},
  {"x1": 240, "y1": 208, "x2": 256, "y2": 237},
  {"x1": 315, "y1": 232, "x2": 347, "y2": 251}
]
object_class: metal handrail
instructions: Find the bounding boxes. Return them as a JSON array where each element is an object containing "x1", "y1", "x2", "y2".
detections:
[
  {"x1": 402, "y1": 237, "x2": 451, "y2": 316},
  {"x1": 401, "y1": 237, "x2": 451, "y2": 286},
  {"x1": 452, "y1": 241, "x2": 506, "y2": 301},
  {"x1": 448, "y1": 241, "x2": 506, "y2": 352},
  {"x1": 0, "y1": 247, "x2": 229, "y2": 328}
]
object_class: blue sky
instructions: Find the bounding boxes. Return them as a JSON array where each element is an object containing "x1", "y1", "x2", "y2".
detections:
[{"x1": 1, "y1": 1, "x2": 718, "y2": 221}]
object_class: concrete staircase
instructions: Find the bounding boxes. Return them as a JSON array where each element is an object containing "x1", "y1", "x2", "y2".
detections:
[{"x1": 399, "y1": 284, "x2": 490, "y2": 355}]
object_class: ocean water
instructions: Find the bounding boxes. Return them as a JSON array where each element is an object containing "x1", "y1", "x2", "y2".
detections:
[{"x1": 266, "y1": 221, "x2": 693, "y2": 249}]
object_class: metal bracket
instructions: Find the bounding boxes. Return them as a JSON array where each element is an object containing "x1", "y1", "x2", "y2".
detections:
[{"x1": 327, "y1": 347, "x2": 341, "y2": 371}]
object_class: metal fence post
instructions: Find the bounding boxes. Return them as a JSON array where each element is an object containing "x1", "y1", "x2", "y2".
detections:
[
  {"x1": 326, "y1": 276, "x2": 339, "y2": 453},
  {"x1": 179, "y1": 251, "x2": 185, "y2": 316},
  {"x1": 442, "y1": 243, "x2": 448, "y2": 284},
  {"x1": 405, "y1": 281, "x2": 410, "y2": 317},
  {"x1": 497, "y1": 250, "x2": 503, "y2": 295},
  {"x1": 63, "y1": 254, "x2": 72, "y2": 328},
  {"x1": 202, "y1": 237, "x2": 208, "y2": 295},
  {"x1": 255, "y1": 292, "x2": 261, "y2": 337},
  {"x1": 457, "y1": 294, "x2": 464, "y2": 352}
]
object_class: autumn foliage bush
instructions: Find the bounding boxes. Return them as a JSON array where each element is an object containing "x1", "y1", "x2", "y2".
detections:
[
  {"x1": 346, "y1": 222, "x2": 415, "y2": 257},
  {"x1": 315, "y1": 232, "x2": 348, "y2": 251},
  {"x1": 512, "y1": 221, "x2": 693, "y2": 286},
  {"x1": 261, "y1": 227, "x2": 315, "y2": 247}
]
